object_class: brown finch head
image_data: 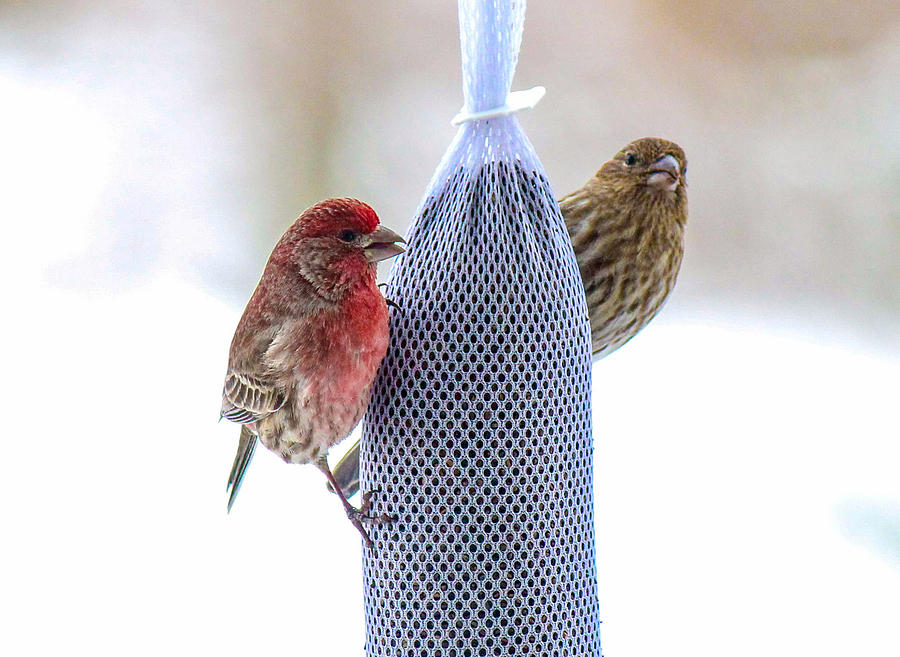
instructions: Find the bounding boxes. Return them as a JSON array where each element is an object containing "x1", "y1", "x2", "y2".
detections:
[
  {"x1": 268, "y1": 198, "x2": 405, "y2": 299},
  {"x1": 595, "y1": 138, "x2": 688, "y2": 216}
]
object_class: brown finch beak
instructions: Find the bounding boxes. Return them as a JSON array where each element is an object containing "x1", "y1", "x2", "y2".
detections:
[
  {"x1": 364, "y1": 226, "x2": 406, "y2": 262},
  {"x1": 647, "y1": 154, "x2": 681, "y2": 192}
]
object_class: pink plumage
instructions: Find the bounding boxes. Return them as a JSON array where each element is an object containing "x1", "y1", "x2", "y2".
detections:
[{"x1": 220, "y1": 198, "x2": 405, "y2": 546}]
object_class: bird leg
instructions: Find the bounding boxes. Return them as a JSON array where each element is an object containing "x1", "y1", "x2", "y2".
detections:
[{"x1": 316, "y1": 457, "x2": 393, "y2": 548}]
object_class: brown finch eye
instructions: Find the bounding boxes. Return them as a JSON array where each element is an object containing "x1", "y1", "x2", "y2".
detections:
[
  {"x1": 624, "y1": 153, "x2": 637, "y2": 166},
  {"x1": 339, "y1": 230, "x2": 358, "y2": 242}
]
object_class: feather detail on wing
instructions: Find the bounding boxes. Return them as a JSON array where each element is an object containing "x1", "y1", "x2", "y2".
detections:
[
  {"x1": 226, "y1": 426, "x2": 257, "y2": 512},
  {"x1": 220, "y1": 370, "x2": 286, "y2": 424}
]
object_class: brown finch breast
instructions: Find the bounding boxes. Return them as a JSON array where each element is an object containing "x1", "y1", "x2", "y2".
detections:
[{"x1": 561, "y1": 137, "x2": 687, "y2": 358}]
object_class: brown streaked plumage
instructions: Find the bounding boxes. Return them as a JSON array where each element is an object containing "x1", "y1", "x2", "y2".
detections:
[
  {"x1": 562, "y1": 137, "x2": 687, "y2": 357},
  {"x1": 331, "y1": 138, "x2": 688, "y2": 498}
]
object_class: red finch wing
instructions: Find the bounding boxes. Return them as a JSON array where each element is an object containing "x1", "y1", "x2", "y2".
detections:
[
  {"x1": 221, "y1": 331, "x2": 288, "y2": 511},
  {"x1": 221, "y1": 369, "x2": 286, "y2": 424}
]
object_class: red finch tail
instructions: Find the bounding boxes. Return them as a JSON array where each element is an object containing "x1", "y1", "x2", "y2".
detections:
[
  {"x1": 226, "y1": 426, "x2": 257, "y2": 512},
  {"x1": 330, "y1": 438, "x2": 361, "y2": 499}
]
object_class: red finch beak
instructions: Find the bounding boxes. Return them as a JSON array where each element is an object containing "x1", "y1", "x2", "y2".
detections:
[
  {"x1": 647, "y1": 154, "x2": 681, "y2": 192},
  {"x1": 364, "y1": 225, "x2": 406, "y2": 262}
]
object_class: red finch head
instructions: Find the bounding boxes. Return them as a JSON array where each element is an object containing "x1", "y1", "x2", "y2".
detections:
[
  {"x1": 265, "y1": 198, "x2": 405, "y2": 301},
  {"x1": 230, "y1": 198, "x2": 405, "y2": 359}
]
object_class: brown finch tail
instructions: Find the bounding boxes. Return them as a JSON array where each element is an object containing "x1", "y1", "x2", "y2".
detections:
[
  {"x1": 226, "y1": 426, "x2": 257, "y2": 512},
  {"x1": 329, "y1": 438, "x2": 361, "y2": 499}
]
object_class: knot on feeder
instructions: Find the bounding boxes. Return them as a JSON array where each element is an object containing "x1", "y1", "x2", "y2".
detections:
[{"x1": 451, "y1": 85, "x2": 546, "y2": 125}]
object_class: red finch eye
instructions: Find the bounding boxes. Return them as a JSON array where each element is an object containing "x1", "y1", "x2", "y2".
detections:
[
  {"x1": 624, "y1": 153, "x2": 638, "y2": 166},
  {"x1": 339, "y1": 230, "x2": 358, "y2": 242}
]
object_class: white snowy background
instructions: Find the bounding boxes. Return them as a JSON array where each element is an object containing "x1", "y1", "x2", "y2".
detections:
[{"x1": 2, "y1": 2, "x2": 898, "y2": 656}]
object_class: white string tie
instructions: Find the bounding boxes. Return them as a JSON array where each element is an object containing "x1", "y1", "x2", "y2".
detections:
[{"x1": 450, "y1": 85, "x2": 546, "y2": 126}]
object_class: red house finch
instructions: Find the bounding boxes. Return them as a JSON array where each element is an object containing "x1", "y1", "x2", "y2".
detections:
[
  {"x1": 331, "y1": 137, "x2": 687, "y2": 498},
  {"x1": 221, "y1": 198, "x2": 405, "y2": 546}
]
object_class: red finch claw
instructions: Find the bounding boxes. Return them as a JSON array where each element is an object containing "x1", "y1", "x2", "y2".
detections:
[
  {"x1": 357, "y1": 489, "x2": 395, "y2": 525},
  {"x1": 377, "y1": 283, "x2": 401, "y2": 311},
  {"x1": 317, "y1": 458, "x2": 393, "y2": 548}
]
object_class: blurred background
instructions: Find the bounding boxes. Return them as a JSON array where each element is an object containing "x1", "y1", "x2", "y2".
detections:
[{"x1": 1, "y1": 1, "x2": 898, "y2": 655}]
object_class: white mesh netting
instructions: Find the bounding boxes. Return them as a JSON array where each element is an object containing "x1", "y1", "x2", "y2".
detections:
[{"x1": 359, "y1": 1, "x2": 600, "y2": 655}]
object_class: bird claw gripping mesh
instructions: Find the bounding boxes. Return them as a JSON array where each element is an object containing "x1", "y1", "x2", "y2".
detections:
[
  {"x1": 360, "y1": 1, "x2": 600, "y2": 654},
  {"x1": 344, "y1": 490, "x2": 395, "y2": 549},
  {"x1": 354, "y1": 490, "x2": 396, "y2": 526}
]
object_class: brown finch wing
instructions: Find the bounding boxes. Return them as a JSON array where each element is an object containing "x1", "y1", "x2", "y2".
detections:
[
  {"x1": 221, "y1": 325, "x2": 293, "y2": 511},
  {"x1": 220, "y1": 370, "x2": 286, "y2": 424},
  {"x1": 221, "y1": 368, "x2": 285, "y2": 512}
]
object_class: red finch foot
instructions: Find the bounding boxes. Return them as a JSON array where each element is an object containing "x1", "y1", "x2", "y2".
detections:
[{"x1": 316, "y1": 457, "x2": 393, "y2": 548}]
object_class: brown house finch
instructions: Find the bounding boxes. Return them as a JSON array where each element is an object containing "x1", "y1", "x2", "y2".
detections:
[
  {"x1": 221, "y1": 198, "x2": 405, "y2": 546},
  {"x1": 564, "y1": 137, "x2": 688, "y2": 357},
  {"x1": 331, "y1": 137, "x2": 687, "y2": 498}
]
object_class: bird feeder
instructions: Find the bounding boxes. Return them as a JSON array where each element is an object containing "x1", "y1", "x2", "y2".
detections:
[{"x1": 360, "y1": 0, "x2": 601, "y2": 654}]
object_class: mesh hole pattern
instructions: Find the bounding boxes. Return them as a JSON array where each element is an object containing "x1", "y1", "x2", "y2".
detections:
[{"x1": 361, "y1": 118, "x2": 600, "y2": 656}]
